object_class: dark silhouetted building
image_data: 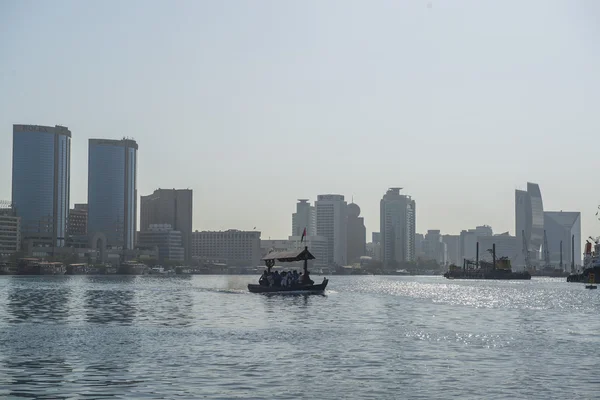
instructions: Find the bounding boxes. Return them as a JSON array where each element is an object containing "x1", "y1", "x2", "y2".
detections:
[
  {"x1": 140, "y1": 189, "x2": 193, "y2": 262},
  {"x1": 68, "y1": 203, "x2": 88, "y2": 237},
  {"x1": 346, "y1": 202, "x2": 366, "y2": 264},
  {"x1": 12, "y1": 124, "x2": 71, "y2": 247}
]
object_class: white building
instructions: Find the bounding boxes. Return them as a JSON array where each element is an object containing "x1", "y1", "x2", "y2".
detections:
[
  {"x1": 292, "y1": 199, "x2": 316, "y2": 237},
  {"x1": 289, "y1": 235, "x2": 328, "y2": 268},
  {"x1": 260, "y1": 239, "x2": 291, "y2": 257},
  {"x1": 380, "y1": 188, "x2": 416, "y2": 267},
  {"x1": 191, "y1": 230, "x2": 261, "y2": 267},
  {"x1": 544, "y1": 211, "x2": 581, "y2": 270},
  {"x1": 315, "y1": 194, "x2": 347, "y2": 266},
  {"x1": 0, "y1": 204, "x2": 20, "y2": 257}
]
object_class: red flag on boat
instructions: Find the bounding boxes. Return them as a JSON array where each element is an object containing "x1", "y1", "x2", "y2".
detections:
[{"x1": 301, "y1": 228, "x2": 307, "y2": 243}]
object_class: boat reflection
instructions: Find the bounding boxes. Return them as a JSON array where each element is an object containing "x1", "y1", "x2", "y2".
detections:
[
  {"x1": 6, "y1": 277, "x2": 71, "y2": 323},
  {"x1": 84, "y1": 276, "x2": 136, "y2": 324}
]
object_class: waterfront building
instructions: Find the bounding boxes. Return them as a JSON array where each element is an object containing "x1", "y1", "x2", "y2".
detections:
[
  {"x1": 346, "y1": 202, "x2": 366, "y2": 264},
  {"x1": 475, "y1": 225, "x2": 493, "y2": 237},
  {"x1": 442, "y1": 234, "x2": 460, "y2": 265},
  {"x1": 12, "y1": 124, "x2": 71, "y2": 247},
  {"x1": 459, "y1": 229, "x2": 478, "y2": 262},
  {"x1": 140, "y1": 189, "x2": 193, "y2": 261},
  {"x1": 315, "y1": 194, "x2": 347, "y2": 266},
  {"x1": 477, "y1": 233, "x2": 519, "y2": 267},
  {"x1": 0, "y1": 202, "x2": 20, "y2": 257},
  {"x1": 516, "y1": 182, "x2": 544, "y2": 264},
  {"x1": 260, "y1": 239, "x2": 292, "y2": 257},
  {"x1": 415, "y1": 233, "x2": 425, "y2": 259},
  {"x1": 288, "y1": 235, "x2": 328, "y2": 268},
  {"x1": 87, "y1": 138, "x2": 138, "y2": 250},
  {"x1": 380, "y1": 188, "x2": 416, "y2": 267},
  {"x1": 292, "y1": 199, "x2": 316, "y2": 237},
  {"x1": 544, "y1": 211, "x2": 581, "y2": 269},
  {"x1": 68, "y1": 203, "x2": 88, "y2": 237},
  {"x1": 423, "y1": 230, "x2": 447, "y2": 265},
  {"x1": 191, "y1": 230, "x2": 261, "y2": 267},
  {"x1": 137, "y1": 224, "x2": 185, "y2": 263}
]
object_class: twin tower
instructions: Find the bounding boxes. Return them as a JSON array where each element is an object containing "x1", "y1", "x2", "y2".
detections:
[{"x1": 11, "y1": 124, "x2": 137, "y2": 250}]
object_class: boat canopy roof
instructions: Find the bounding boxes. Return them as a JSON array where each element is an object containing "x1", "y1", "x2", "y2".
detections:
[{"x1": 262, "y1": 247, "x2": 315, "y2": 263}]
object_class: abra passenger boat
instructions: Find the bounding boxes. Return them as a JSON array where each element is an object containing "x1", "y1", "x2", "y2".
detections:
[{"x1": 248, "y1": 246, "x2": 328, "y2": 294}]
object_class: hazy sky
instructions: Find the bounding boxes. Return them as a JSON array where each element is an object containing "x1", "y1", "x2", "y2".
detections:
[{"x1": 1, "y1": 0, "x2": 599, "y2": 242}]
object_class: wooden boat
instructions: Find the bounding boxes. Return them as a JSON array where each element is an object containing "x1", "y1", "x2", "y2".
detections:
[{"x1": 248, "y1": 246, "x2": 328, "y2": 294}]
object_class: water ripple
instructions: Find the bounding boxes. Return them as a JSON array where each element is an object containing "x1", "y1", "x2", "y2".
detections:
[{"x1": 0, "y1": 275, "x2": 598, "y2": 399}]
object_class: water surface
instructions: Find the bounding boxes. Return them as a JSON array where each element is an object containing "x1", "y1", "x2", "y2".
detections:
[{"x1": 0, "y1": 275, "x2": 598, "y2": 399}]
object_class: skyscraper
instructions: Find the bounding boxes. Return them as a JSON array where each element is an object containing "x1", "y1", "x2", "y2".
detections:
[
  {"x1": 516, "y1": 182, "x2": 544, "y2": 264},
  {"x1": 88, "y1": 138, "x2": 138, "y2": 249},
  {"x1": 315, "y1": 194, "x2": 347, "y2": 266},
  {"x1": 346, "y1": 202, "x2": 366, "y2": 264},
  {"x1": 292, "y1": 199, "x2": 316, "y2": 237},
  {"x1": 380, "y1": 188, "x2": 416, "y2": 267},
  {"x1": 12, "y1": 124, "x2": 71, "y2": 247},
  {"x1": 140, "y1": 189, "x2": 193, "y2": 261}
]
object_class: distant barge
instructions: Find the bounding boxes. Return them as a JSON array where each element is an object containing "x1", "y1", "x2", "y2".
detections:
[{"x1": 444, "y1": 243, "x2": 531, "y2": 281}]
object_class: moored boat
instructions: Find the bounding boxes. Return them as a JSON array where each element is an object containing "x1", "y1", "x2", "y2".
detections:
[{"x1": 248, "y1": 246, "x2": 328, "y2": 294}]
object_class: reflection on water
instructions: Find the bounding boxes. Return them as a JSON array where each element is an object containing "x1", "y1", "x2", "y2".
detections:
[
  {"x1": 3, "y1": 357, "x2": 71, "y2": 400},
  {"x1": 7, "y1": 277, "x2": 71, "y2": 323},
  {"x1": 85, "y1": 288, "x2": 136, "y2": 324},
  {"x1": 0, "y1": 275, "x2": 599, "y2": 399}
]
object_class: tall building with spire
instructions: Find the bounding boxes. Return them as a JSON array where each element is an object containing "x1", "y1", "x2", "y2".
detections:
[
  {"x1": 12, "y1": 124, "x2": 71, "y2": 248},
  {"x1": 380, "y1": 188, "x2": 416, "y2": 267}
]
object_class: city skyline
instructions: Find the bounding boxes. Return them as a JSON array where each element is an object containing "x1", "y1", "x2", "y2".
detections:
[{"x1": 1, "y1": 1, "x2": 599, "y2": 242}]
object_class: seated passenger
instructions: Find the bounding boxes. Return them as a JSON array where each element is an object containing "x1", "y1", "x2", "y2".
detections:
[
  {"x1": 281, "y1": 271, "x2": 287, "y2": 287},
  {"x1": 273, "y1": 271, "x2": 281, "y2": 286}
]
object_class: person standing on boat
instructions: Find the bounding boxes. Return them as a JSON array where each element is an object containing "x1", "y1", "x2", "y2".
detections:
[
  {"x1": 259, "y1": 270, "x2": 269, "y2": 286},
  {"x1": 301, "y1": 270, "x2": 314, "y2": 285}
]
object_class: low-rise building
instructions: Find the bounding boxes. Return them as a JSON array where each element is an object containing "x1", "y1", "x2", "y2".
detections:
[
  {"x1": 192, "y1": 229, "x2": 261, "y2": 267},
  {"x1": 138, "y1": 224, "x2": 185, "y2": 263},
  {"x1": 0, "y1": 203, "x2": 20, "y2": 257},
  {"x1": 68, "y1": 204, "x2": 88, "y2": 237}
]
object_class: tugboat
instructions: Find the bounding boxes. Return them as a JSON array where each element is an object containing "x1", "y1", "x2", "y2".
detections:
[
  {"x1": 247, "y1": 246, "x2": 328, "y2": 294},
  {"x1": 443, "y1": 243, "x2": 531, "y2": 280},
  {"x1": 567, "y1": 239, "x2": 600, "y2": 283}
]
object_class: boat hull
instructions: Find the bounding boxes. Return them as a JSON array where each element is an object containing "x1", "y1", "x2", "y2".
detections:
[
  {"x1": 248, "y1": 279, "x2": 328, "y2": 294},
  {"x1": 443, "y1": 270, "x2": 531, "y2": 280}
]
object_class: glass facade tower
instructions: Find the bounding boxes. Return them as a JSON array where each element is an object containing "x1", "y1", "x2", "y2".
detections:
[
  {"x1": 88, "y1": 139, "x2": 138, "y2": 249},
  {"x1": 12, "y1": 124, "x2": 71, "y2": 247}
]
